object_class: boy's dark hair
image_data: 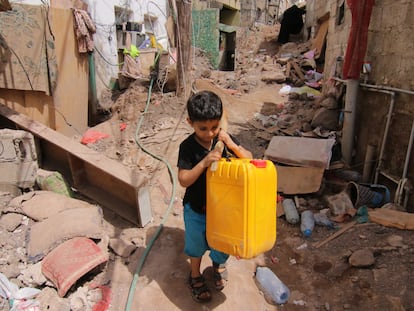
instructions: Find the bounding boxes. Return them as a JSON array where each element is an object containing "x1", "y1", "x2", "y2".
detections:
[{"x1": 187, "y1": 91, "x2": 223, "y2": 122}]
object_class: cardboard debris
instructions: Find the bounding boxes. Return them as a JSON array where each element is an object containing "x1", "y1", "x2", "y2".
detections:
[{"x1": 265, "y1": 136, "x2": 335, "y2": 194}]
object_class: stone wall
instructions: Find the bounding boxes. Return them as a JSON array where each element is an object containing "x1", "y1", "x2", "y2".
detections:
[{"x1": 308, "y1": 0, "x2": 414, "y2": 210}]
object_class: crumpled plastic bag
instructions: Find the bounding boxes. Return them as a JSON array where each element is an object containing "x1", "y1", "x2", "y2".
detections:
[
  {"x1": 356, "y1": 205, "x2": 369, "y2": 223},
  {"x1": 0, "y1": 272, "x2": 41, "y2": 311},
  {"x1": 80, "y1": 129, "x2": 109, "y2": 145}
]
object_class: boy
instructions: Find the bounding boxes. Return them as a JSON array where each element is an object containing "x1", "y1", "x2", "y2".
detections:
[{"x1": 177, "y1": 90, "x2": 252, "y2": 302}]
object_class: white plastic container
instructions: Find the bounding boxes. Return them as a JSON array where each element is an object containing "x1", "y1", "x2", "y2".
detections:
[
  {"x1": 282, "y1": 198, "x2": 299, "y2": 224},
  {"x1": 300, "y1": 210, "x2": 315, "y2": 237},
  {"x1": 314, "y1": 212, "x2": 334, "y2": 228},
  {"x1": 255, "y1": 266, "x2": 290, "y2": 305}
]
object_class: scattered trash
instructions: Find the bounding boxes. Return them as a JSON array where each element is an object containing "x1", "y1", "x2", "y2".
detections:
[
  {"x1": 356, "y1": 206, "x2": 369, "y2": 223},
  {"x1": 80, "y1": 130, "x2": 110, "y2": 145},
  {"x1": 36, "y1": 169, "x2": 74, "y2": 197},
  {"x1": 119, "y1": 123, "x2": 127, "y2": 131},
  {"x1": 347, "y1": 182, "x2": 390, "y2": 208},
  {"x1": 279, "y1": 85, "x2": 292, "y2": 95},
  {"x1": 290, "y1": 85, "x2": 322, "y2": 98},
  {"x1": 300, "y1": 210, "x2": 315, "y2": 237},
  {"x1": 314, "y1": 212, "x2": 335, "y2": 229},
  {"x1": 296, "y1": 242, "x2": 308, "y2": 250},
  {"x1": 255, "y1": 266, "x2": 290, "y2": 305},
  {"x1": 293, "y1": 299, "x2": 307, "y2": 306},
  {"x1": 282, "y1": 198, "x2": 300, "y2": 224},
  {"x1": 0, "y1": 272, "x2": 41, "y2": 311},
  {"x1": 270, "y1": 255, "x2": 279, "y2": 264}
]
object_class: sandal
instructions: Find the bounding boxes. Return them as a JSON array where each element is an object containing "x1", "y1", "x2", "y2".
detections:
[
  {"x1": 213, "y1": 262, "x2": 228, "y2": 290},
  {"x1": 188, "y1": 274, "x2": 211, "y2": 303}
]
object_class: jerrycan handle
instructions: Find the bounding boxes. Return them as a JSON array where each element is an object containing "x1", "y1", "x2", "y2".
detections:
[{"x1": 250, "y1": 159, "x2": 267, "y2": 168}]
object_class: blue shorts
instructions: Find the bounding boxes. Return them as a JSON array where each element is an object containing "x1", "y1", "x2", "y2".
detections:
[{"x1": 183, "y1": 203, "x2": 229, "y2": 264}]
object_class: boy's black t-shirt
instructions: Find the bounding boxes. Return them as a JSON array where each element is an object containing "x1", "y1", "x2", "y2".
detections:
[{"x1": 177, "y1": 133, "x2": 239, "y2": 214}]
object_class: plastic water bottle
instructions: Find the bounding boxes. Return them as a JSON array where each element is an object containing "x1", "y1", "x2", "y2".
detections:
[
  {"x1": 314, "y1": 212, "x2": 334, "y2": 229},
  {"x1": 255, "y1": 266, "x2": 290, "y2": 304},
  {"x1": 282, "y1": 198, "x2": 300, "y2": 224},
  {"x1": 300, "y1": 210, "x2": 315, "y2": 237}
]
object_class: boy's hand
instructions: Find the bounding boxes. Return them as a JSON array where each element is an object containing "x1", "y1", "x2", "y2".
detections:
[
  {"x1": 203, "y1": 148, "x2": 222, "y2": 168},
  {"x1": 218, "y1": 130, "x2": 238, "y2": 150}
]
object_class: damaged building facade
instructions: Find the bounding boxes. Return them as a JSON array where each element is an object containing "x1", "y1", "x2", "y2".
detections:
[
  {"x1": 307, "y1": 0, "x2": 414, "y2": 210},
  {"x1": 1, "y1": 0, "x2": 414, "y2": 210}
]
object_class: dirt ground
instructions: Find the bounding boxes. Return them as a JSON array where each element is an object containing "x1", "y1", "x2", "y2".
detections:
[
  {"x1": 1, "y1": 24, "x2": 414, "y2": 311},
  {"x1": 88, "y1": 25, "x2": 414, "y2": 310}
]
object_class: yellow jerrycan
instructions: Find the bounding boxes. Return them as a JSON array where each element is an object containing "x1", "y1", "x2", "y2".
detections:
[{"x1": 206, "y1": 158, "x2": 277, "y2": 259}]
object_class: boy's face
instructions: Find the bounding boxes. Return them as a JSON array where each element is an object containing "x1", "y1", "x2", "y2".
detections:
[{"x1": 188, "y1": 118, "x2": 221, "y2": 147}]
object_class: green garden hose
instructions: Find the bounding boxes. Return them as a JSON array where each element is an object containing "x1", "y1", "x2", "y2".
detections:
[{"x1": 125, "y1": 56, "x2": 177, "y2": 310}]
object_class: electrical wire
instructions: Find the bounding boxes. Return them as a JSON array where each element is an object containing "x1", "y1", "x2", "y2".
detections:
[
  {"x1": 94, "y1": 46, "x2": 124, "y2": 66},
  {"x1": 124, "y1": 51, "x2": 177, "y2": 311}
]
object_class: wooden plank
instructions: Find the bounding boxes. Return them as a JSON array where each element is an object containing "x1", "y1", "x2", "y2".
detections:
[
  {"x1": 369, "y1": 208, "x2": 414, "y2": 230},
  {"x1": 0, "y1": 104, "x2": 151, "y2": 227},
  {"x1": 314, "y1": 220, "x2": 357, "y2": 248},
  {"x1": 291, "y1": 61, "x2": 305, "y2": 80},
  {"x1": 285, "y1": 61, "x2": 291, "y2": 79},
  {"x1": 311, "y1": 19, "x2": 329, "y2": 59}
]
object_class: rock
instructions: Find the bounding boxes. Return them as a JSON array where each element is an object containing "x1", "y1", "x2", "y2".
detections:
[
  {"x1": 0, "y1": 213, "x2": 23, "y2": 231},
  {"x1": 19, "y1": 262, "x2": 47, "y2": 287},
  {"x1": 325, "y1": 191, "x2": 356, "y2": 216},
  {"x1": 1, "y1": 262, "x2": 21, "y2": 278},
  {"x1": 37, "y1": 287, "x2": 70, "y2": 311},
  {"x1": 349, "y1": 249, "x2": 375, "y2": 267},
  {"x1": 319, "y1": 96, "x2": 339, "y2": 109},
  {"x1": 70, "y1": 286, "x2": 89, "y2": 311},
  {"x1": 261, "y1": 72, "x2": 286, "y2": 83},
  {"x1": 109, "y1": 237, "x2": 137, "y2": 257},
  {"x1": 311, "y1": 107, "x2": 339, "y2": 131},
  {"x1": 301, "y1": 122, "x2": 312, "y2": 132},
  {"x1": 386, "y1": 235, "x2": 405, "y2": 248}
]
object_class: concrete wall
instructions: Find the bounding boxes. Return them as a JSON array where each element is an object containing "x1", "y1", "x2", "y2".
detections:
[
  {"x1": 193, "y1": 9, "x2": 220, "y2": 69},
  {"x1": 308, "y1": 0, "x2": 414, "y2": 209},
  {"x1": 3, "y1": 0, "x2": 169, "y2": 118},
  {"x1": 83, "y1": 0, "x2": 168, "y2": 102}
]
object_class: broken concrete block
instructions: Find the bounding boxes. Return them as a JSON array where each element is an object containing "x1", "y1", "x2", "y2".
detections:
[
  {"x1": 0, "y1": 212, "x2": 23, "y2": 231},
  {"x1": 41, "y1": 237, "x2": 108, "y2": 297},
  {"x1": 26, "y1": 206, "x2": 104, "y2": 262},
  {"x1": 37, "y1": 287, "x2": 70, "y2": 311},
  {"x1": 19, "y1": 261, "x2": 47, "y2": 287},
  {"x1": 109, "y1": 237, "x2": 137, "y2": 257},
  {"x1": 0, "y1": 129, "x2": 39, "y2": 188},
  {"x1": 324, "y1": 191, "x2": 355, "y2": 216},
  {"x1": 311, "y1": 107, "x2": 340, "y2": 131}
]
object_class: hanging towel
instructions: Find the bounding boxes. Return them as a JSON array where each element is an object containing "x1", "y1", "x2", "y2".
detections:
[{"x1": 73, "y1": 9, "x2": 96, "y2": 53}]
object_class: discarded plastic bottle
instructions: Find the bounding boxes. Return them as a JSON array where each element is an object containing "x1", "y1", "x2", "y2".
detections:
[
  {"x1": 255, "y1": 266, "x2": 290, "y2": 305},
  {"x1": 314, "y1": 212, "x2": 334, "y2": 229},
  {"x1": 300, "y1": 210, "x2": 315, "y2": 237},
  {"x1": 282, "y1": 198, "x2": 300, "y2": 224}
]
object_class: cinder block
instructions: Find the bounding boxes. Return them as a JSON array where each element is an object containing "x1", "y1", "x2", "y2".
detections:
[{"x1": 0, "y1": 129, "x2": 38, "y2": 188}]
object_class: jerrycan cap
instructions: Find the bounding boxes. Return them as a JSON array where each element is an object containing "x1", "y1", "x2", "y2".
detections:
[{"x1": 250, "y1": 159, "x2": 267, "y2": 168}]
